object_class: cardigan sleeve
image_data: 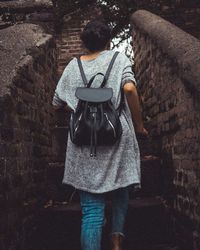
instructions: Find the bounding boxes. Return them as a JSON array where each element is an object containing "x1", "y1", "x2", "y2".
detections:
[
  {"x1": 52, "y1": 59, "x2": 74, "y2": 107},
  {"x1": 121, "y1": 54, "x2": 137, "y2": 87}
]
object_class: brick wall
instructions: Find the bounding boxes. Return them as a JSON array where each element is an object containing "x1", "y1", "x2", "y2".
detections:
[
  {"x1": 56, "y1": 16, "x2": 87, "y2": 76},
  {"x1": 131, "y1": 10, "x2": 200, "y2": 250},
  {"x1": 0, "y1": 23, "x2": 57, "y2": 250},
  {"x1": 56, "y1": 6, "x2": 100, "y2": 76}
]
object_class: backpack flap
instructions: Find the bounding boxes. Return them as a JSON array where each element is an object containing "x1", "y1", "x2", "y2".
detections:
[{"x1": 75, "y1": 87, "x2": 113, "y2": 103}]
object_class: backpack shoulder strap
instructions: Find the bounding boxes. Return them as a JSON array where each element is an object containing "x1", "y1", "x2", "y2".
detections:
[
  {"x1": 77, "y1": 51, "x2": 119, "y2": 87},
  {"x1": 101, "y1": 51, "x2": 120, "y2": 88},
  {"x1": 77, "y1": 57, "x2": 88, "y2": 86}
]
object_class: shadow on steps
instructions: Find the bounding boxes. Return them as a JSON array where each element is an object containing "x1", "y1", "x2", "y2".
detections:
[{"x1": 30, "y1": 196, "x2": 178, "y2": 250}]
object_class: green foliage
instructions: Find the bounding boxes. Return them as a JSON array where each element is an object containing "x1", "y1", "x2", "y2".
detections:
[
  {"x1": 51, "y1": 0, "x2": 138, "y2": 48},
  {"x1": 97, "y1": 0, "x2": 137, "y2": 37},
  {"x1": 96, "y1": 0, "x2": 137, "y2": 51}
]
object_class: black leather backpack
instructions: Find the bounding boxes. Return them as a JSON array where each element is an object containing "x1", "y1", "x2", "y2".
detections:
[{"x1": 69, "y1": 51, "x2": 124, "y2": 157}]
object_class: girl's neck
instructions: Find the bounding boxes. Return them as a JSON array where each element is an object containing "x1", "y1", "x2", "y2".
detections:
[
  {"x1": 87, "y1": 49, "x2": 104, "y2": 54},
  {"x1": 81, "y1": 49, "x2": 107, "y2": 61}
]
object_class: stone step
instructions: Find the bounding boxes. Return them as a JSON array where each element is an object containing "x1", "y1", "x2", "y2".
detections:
[
  {"x1": 30, "y1": 197, "x2": 175, "y2": 250},
  {"x1": 133, "y1": 156, "x2": 162, "y2": 197},
  {"x1": 124, "y1": 243, "x2": 179, "y2": 250},
  {"x1": 42, "y1": 196, "x2": 164, "y2": 212}
]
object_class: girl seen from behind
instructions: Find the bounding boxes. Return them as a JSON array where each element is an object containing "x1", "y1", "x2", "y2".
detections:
[{"x1": 52, "y1": 19, "x2": 148, "y2": 250}]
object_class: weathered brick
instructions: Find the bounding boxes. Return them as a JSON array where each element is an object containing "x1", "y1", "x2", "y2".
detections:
[
  {"x1": 132, "y1": 9, "x2": 200, "y2": 250},
  {"x1": 1, "y1": 127, "x2": 14, "y2": 141},
  {"x1": 0, "y1": 11, "x2": 57, "y2": 249}
]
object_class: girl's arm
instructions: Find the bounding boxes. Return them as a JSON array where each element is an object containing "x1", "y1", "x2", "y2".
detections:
[{"x1": 123, "y1": 82, "x2": 148, "y2": 136}]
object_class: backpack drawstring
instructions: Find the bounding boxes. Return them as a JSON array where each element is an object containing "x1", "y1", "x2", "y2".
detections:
[
  {"x1": 90, "y1": 108, "x2": 97, "y2": 157},
  {"x1": 90, "y1": 125, "x2": 94, "y2": 157},
  {"x1": 93, "y1": 113, "x2": 97, "y2": 157}
]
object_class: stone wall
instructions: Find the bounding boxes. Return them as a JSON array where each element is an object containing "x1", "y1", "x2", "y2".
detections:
[
  {"x1": 131, "y1": 10, "x2": 200, "y2": 250},
  {"x1": 0, "y1": 1, "x2": 100, "y2": 77},
  {"x1": 0, "y1": 23, "x2": 57, "y2": 250},
  {"x1": 134, "y1": 0, "x2": 200, "y2": 39},
  {"x1": 0, "y1": 0, "x2": 55, "y2": 33}
]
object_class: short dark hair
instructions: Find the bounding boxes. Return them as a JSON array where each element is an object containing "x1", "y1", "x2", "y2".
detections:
[{"x1": 80, "y1": 20, "x2": 111, "y2": 52}]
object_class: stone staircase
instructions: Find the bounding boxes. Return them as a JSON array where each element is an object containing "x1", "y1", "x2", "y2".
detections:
[{"x1": 30, "y1": 126, "x2": 179, "y2": 250}]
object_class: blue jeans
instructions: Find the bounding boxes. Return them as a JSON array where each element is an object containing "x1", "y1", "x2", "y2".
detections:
[{"x1": 78, "y1": 187, "x2": 129, "y2": 250}]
